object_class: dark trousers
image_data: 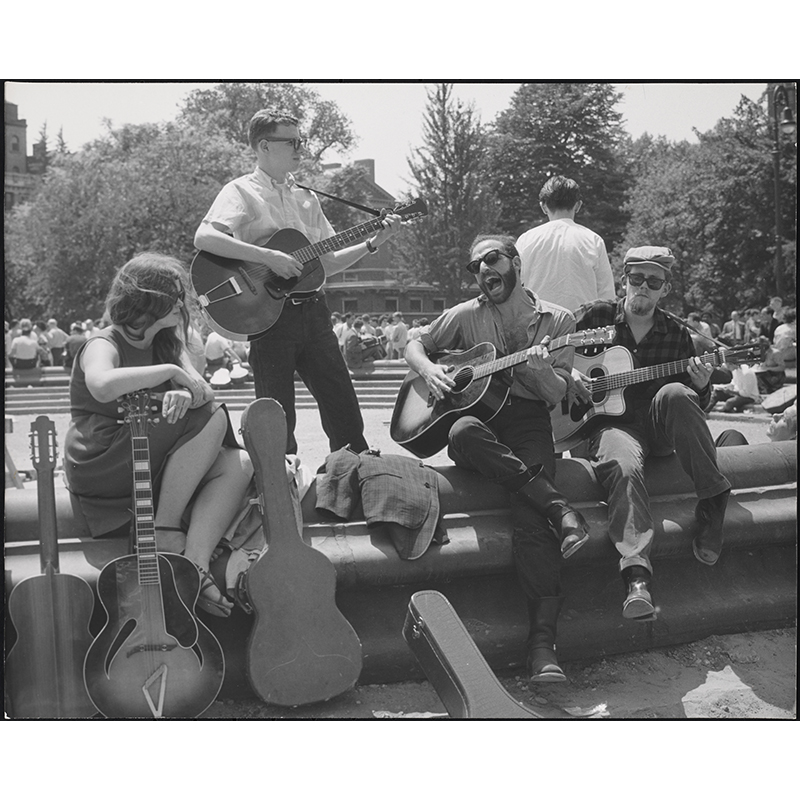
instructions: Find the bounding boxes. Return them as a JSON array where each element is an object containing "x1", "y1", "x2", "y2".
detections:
[
  {"x1": 447, "y1": 398, "x2": 562, "y2": 598},
  {"x1": 248, "y1": 295, "x2": 367, "y2": 455},
  {"x1": 50, "y1": 347, "x2": 64, "y2": 367}
]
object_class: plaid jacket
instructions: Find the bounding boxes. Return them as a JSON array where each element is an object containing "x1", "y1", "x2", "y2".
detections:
[{"x1": 575, "y1": 298, "x2": 711, "y2": 417}]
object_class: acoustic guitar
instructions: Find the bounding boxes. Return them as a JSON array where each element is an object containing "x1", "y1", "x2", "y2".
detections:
[
  {"x1": 190, "y1": 198, "x2": 428, "y2": 341},
  {"x1": 83, "y1": 392, "x2": 225, "y2": 718},
  {"x1": 390, "y1": 327, "x2": 615, "y2": 458},
  {"x1": 550, "y1": 342, "x2": 765, "y2": 452},
  {"x1": 6, "y1": 416, "x2": 96, "y2": 719},
  {"x1": 240, "y1": 398, "x2": 362, "y2": 706}
]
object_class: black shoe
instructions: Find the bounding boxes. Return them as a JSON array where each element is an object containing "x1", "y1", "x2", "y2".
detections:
[
  {"x1": 526, "y1": 596, "x2": 568, "y2": 682},
  {"x1": 693, "y1": 489, "x2": 731, "y2": 566},
  {"x1": 621, "y1": 567, "x2": 656, "y2": 621},
  {"x1": 516, "y1": 466, "x2": 590, "y2": 559}
]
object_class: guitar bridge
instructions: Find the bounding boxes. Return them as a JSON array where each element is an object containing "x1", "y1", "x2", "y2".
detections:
[{"x1": 198, "y1": 276, "x2": 243, "y2": 307}]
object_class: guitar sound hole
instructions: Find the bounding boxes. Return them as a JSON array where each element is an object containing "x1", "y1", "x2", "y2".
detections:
[
  {"x1": 451, "y1": 367, "x2": 474, "y2": 394},
  {"x1": 105, "y1": 618, "x2": 138, "y2": 676}
]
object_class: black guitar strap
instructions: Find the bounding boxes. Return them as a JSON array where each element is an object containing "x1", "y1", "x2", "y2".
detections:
[{"x1": 294, "y1": 182, "x2": 384, "y2": 218}]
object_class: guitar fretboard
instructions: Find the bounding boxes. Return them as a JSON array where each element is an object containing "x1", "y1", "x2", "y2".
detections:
[
  {"x1": 292, "y1": 218, "x2": 394, "y2": 264},
  {"x1": 132, "y1": 435, "x2": 160, "y2": 586},
  {"x1": 470, "y1": 329, "x2": 614, "y2": 381}
]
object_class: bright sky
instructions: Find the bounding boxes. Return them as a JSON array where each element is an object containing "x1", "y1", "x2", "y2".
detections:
[{"x1": 5, "y1": 81, "x2": 766, "y2": 198}]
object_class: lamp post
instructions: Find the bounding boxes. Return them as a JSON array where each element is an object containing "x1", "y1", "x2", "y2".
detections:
[{"x1": 771, "y1": 83, "x2": 796, "y2": 298}]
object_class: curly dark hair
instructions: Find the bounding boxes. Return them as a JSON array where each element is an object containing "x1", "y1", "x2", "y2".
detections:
[
  {"x1": 469, "y1": 234, "x2": 519, "y2": 259},
  {"x1": 105, "y1": 252, "x2": 191, "y2": 366}
]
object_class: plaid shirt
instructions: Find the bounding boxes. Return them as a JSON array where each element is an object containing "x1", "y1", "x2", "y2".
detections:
[{"x1": 575, "y1": 298, "x2": 711, "y2": 417}]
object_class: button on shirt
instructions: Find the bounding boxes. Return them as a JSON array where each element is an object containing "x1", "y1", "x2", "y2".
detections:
[
  {"x1": 419, "y1": 290, "x2": 575, "y2": 404},
  {"x1": 202, "y1": 168, "x2": 338, "y2": 277}
]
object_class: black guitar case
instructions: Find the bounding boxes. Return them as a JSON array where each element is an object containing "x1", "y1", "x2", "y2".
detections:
[{"x1": 403, "y1": 590, "x2": 604, "y2": 719}]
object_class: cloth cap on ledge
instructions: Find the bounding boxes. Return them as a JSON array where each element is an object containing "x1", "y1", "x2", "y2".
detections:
[{"x1": 624, "y1": 246, "x2": 675, "y2": 276}]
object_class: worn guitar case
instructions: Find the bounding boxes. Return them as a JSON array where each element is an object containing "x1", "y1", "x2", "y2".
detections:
[
  {"x1": 403, "y1": 591, "x2": 604, "y2": 719},
  {"x1": 241, "y1": 398, "x2": 362, "y2": 706}
]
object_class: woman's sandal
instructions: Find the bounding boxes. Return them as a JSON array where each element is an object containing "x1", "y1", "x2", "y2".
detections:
[{"x1": 196, "y1": 566, "x2": 233, "y2": 618}]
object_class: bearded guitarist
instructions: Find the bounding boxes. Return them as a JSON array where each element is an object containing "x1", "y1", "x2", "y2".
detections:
[
  {"x1": 571, "y1": 246, "x2": 732, "y2": 624},
  {"x1": 194, "y1": 109, "x2": 402, "y2": 456},
  {"x1": 405, "y1": 234, "x2": 590, "y2": 685}
]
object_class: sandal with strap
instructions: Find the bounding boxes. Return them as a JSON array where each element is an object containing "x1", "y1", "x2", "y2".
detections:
[{"x1": 196, "y1": 565, "x2": 233, "y2": 618}]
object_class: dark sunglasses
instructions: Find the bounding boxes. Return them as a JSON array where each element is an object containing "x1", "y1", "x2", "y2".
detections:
[
  {"x1": 261, "y1": 137, "x2": 306, "y2": 152},
  {"x1": 626, "y1": 272, "x2": 668, "y2": 290},
  {"x1": 466, "y1": 249, "x2": 513, "y2": 274}
]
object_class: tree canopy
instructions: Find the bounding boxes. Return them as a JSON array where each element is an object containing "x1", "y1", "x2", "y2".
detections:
[
  {"x1": 395, "y1": 83, "x2": 499, "y2": 305},
  {"x1": 488, "y1": 83, "x2": 631, "y2": 243}
]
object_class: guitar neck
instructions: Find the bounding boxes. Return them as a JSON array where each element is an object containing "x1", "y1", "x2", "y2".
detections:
[
  {"x1": 471, "y1": 332, "x2": 576, "y2": 381},
  {"x1": 37, "y1": 467, "x2": 59, "y2": 574},
  {"x1": 292, "y1": 218, "x2": 387, "y2": 265},
  {"x1": 131, "y1": 434, "x2": 161, "y2": 586},
  {"x1": 597, "y1": 350, "x2": 722, "y2": 391}
]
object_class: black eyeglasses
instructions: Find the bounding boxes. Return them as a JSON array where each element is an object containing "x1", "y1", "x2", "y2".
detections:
[
  {"x1": 626, "y1": 272, "x2": 668, "y2": 290},
  {"x1": 261, "y1": 137, "x2": 306, "y2": 152},
  {"x1": 466, "y1": 249, "x2": 513, "y2": 274}
]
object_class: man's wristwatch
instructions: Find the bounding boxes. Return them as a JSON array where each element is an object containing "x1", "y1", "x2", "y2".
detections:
[{"x1": 366, "y1": 238, "x2": 378, "y2": 253}]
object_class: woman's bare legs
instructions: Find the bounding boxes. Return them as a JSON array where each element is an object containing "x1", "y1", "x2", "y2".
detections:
[
  {"x1": 154, "y1": 408, "x2": 253, "y2": 611},
  {"x1": 154, "y1": 407, "x2": 228, "y2": 553}
]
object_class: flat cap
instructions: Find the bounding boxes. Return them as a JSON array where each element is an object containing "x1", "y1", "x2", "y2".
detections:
[{"x1": 624, "y1": 246, "x2": 675, "y2": 275}]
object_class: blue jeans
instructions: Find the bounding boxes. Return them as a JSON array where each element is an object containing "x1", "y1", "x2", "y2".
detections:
[
  {"x1": 586, "y1": 382, "x2": 731, "y2": 574},
  {"x1": 248, "y1": 295, "x2": 367, "y2": 455},
  {"x1": 447, "y1": 398, "x2": 562, "y2": 598}
]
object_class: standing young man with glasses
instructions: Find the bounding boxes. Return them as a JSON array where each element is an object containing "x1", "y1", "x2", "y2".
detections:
[
  {"x1": 573, "y1": 246, "x2": 732, "y2": 622},
  {"x1": 405, "y1": 234, "x2": 589, "y2": 683},
  {"x1": 194, "y1": 110, "x2": 402, "y2": 455}
]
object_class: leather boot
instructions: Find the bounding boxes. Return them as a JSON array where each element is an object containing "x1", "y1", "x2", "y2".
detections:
[
  {"x1": 526, "y1": 596, "x2": 567, "y2": 682},
  {"x1": 621, "y1": 565, "x2": 655, "y2": 621},
  {"x1": 693, "y1": 489, "x2": 730, "y2": 566},
  {"x1": 516, "y1": 465, "x2": 589, "y2": 559}
]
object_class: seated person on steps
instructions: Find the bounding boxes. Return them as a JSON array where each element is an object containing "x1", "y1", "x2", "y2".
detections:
[
  {"x1": 573, "y1": 246, "x2": 732, "y2": 621},
  {"x1": 405, "y1": 234, "x2": 588, "y2": 684},
  {"x1": 64, "y1": 253, "x2": 253, "y2": 618}
]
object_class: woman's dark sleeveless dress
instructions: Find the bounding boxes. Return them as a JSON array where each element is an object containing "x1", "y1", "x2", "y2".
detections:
[{"x1": 65, "y1": 329, "x2": 234, "y2": 537}]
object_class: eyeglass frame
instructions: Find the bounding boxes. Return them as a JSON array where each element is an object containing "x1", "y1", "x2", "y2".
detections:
[
  {"x1": 260, "y1": 137, "x2": 306, "y2": 152},
  {"x1": 465, "y1": 249, "x2": 515, "y2": 274},
  {"x1": 624, "y1": 271, "x2": 669, "y2": 291}
]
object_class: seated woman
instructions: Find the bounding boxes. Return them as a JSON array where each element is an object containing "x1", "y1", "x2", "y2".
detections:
[{"x1": 64, "y1": 253, "x2": 253, "y2": 617}]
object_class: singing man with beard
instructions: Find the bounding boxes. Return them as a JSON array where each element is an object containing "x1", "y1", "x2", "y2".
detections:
[
  {"x1": 405, "y1": 234, "x2": 589, "y2": 683},
  {"x1": 573, "y1": 247, "x2": 732, "y2": 623}
]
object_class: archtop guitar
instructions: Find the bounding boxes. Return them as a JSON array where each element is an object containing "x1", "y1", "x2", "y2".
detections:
[
  {"x1": 83, "y1": 391, "x2": 225, "y2": 718},
  {"x1": 190, "y1": 198, "x2": 428, "y2": 341},
  {"x1": 390, "y1": 327, "x2": 615, "y2": 458}
]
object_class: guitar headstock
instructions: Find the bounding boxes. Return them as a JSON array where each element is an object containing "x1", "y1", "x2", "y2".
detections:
[
  {"x1": 119, "y1": 391, "x2": 159, "y2": 437},
  {"x1": 571, "y1": 326, "x2": 616, "y2": 348},
  {"x1": 719, "y1": 341, "x2": 768, "y2": 367},
  {"x1": 392, "y1": 198, "x2": 428, "y2": 222},
  {"x1": 29, "y1": 415, "x2": 58, "y2": 473}
]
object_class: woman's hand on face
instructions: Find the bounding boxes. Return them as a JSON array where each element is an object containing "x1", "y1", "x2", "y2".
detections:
[{"x1": 162, "y1": 389, "x2": 193, "y2": 424}]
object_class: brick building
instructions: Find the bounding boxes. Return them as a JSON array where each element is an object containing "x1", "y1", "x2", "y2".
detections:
[
  {"x1": 4, "y1": 101, "x2": 46, "y2": 211},
  {"x1": 321, "y1": 159, "x2": 447, "y2": 322}
]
